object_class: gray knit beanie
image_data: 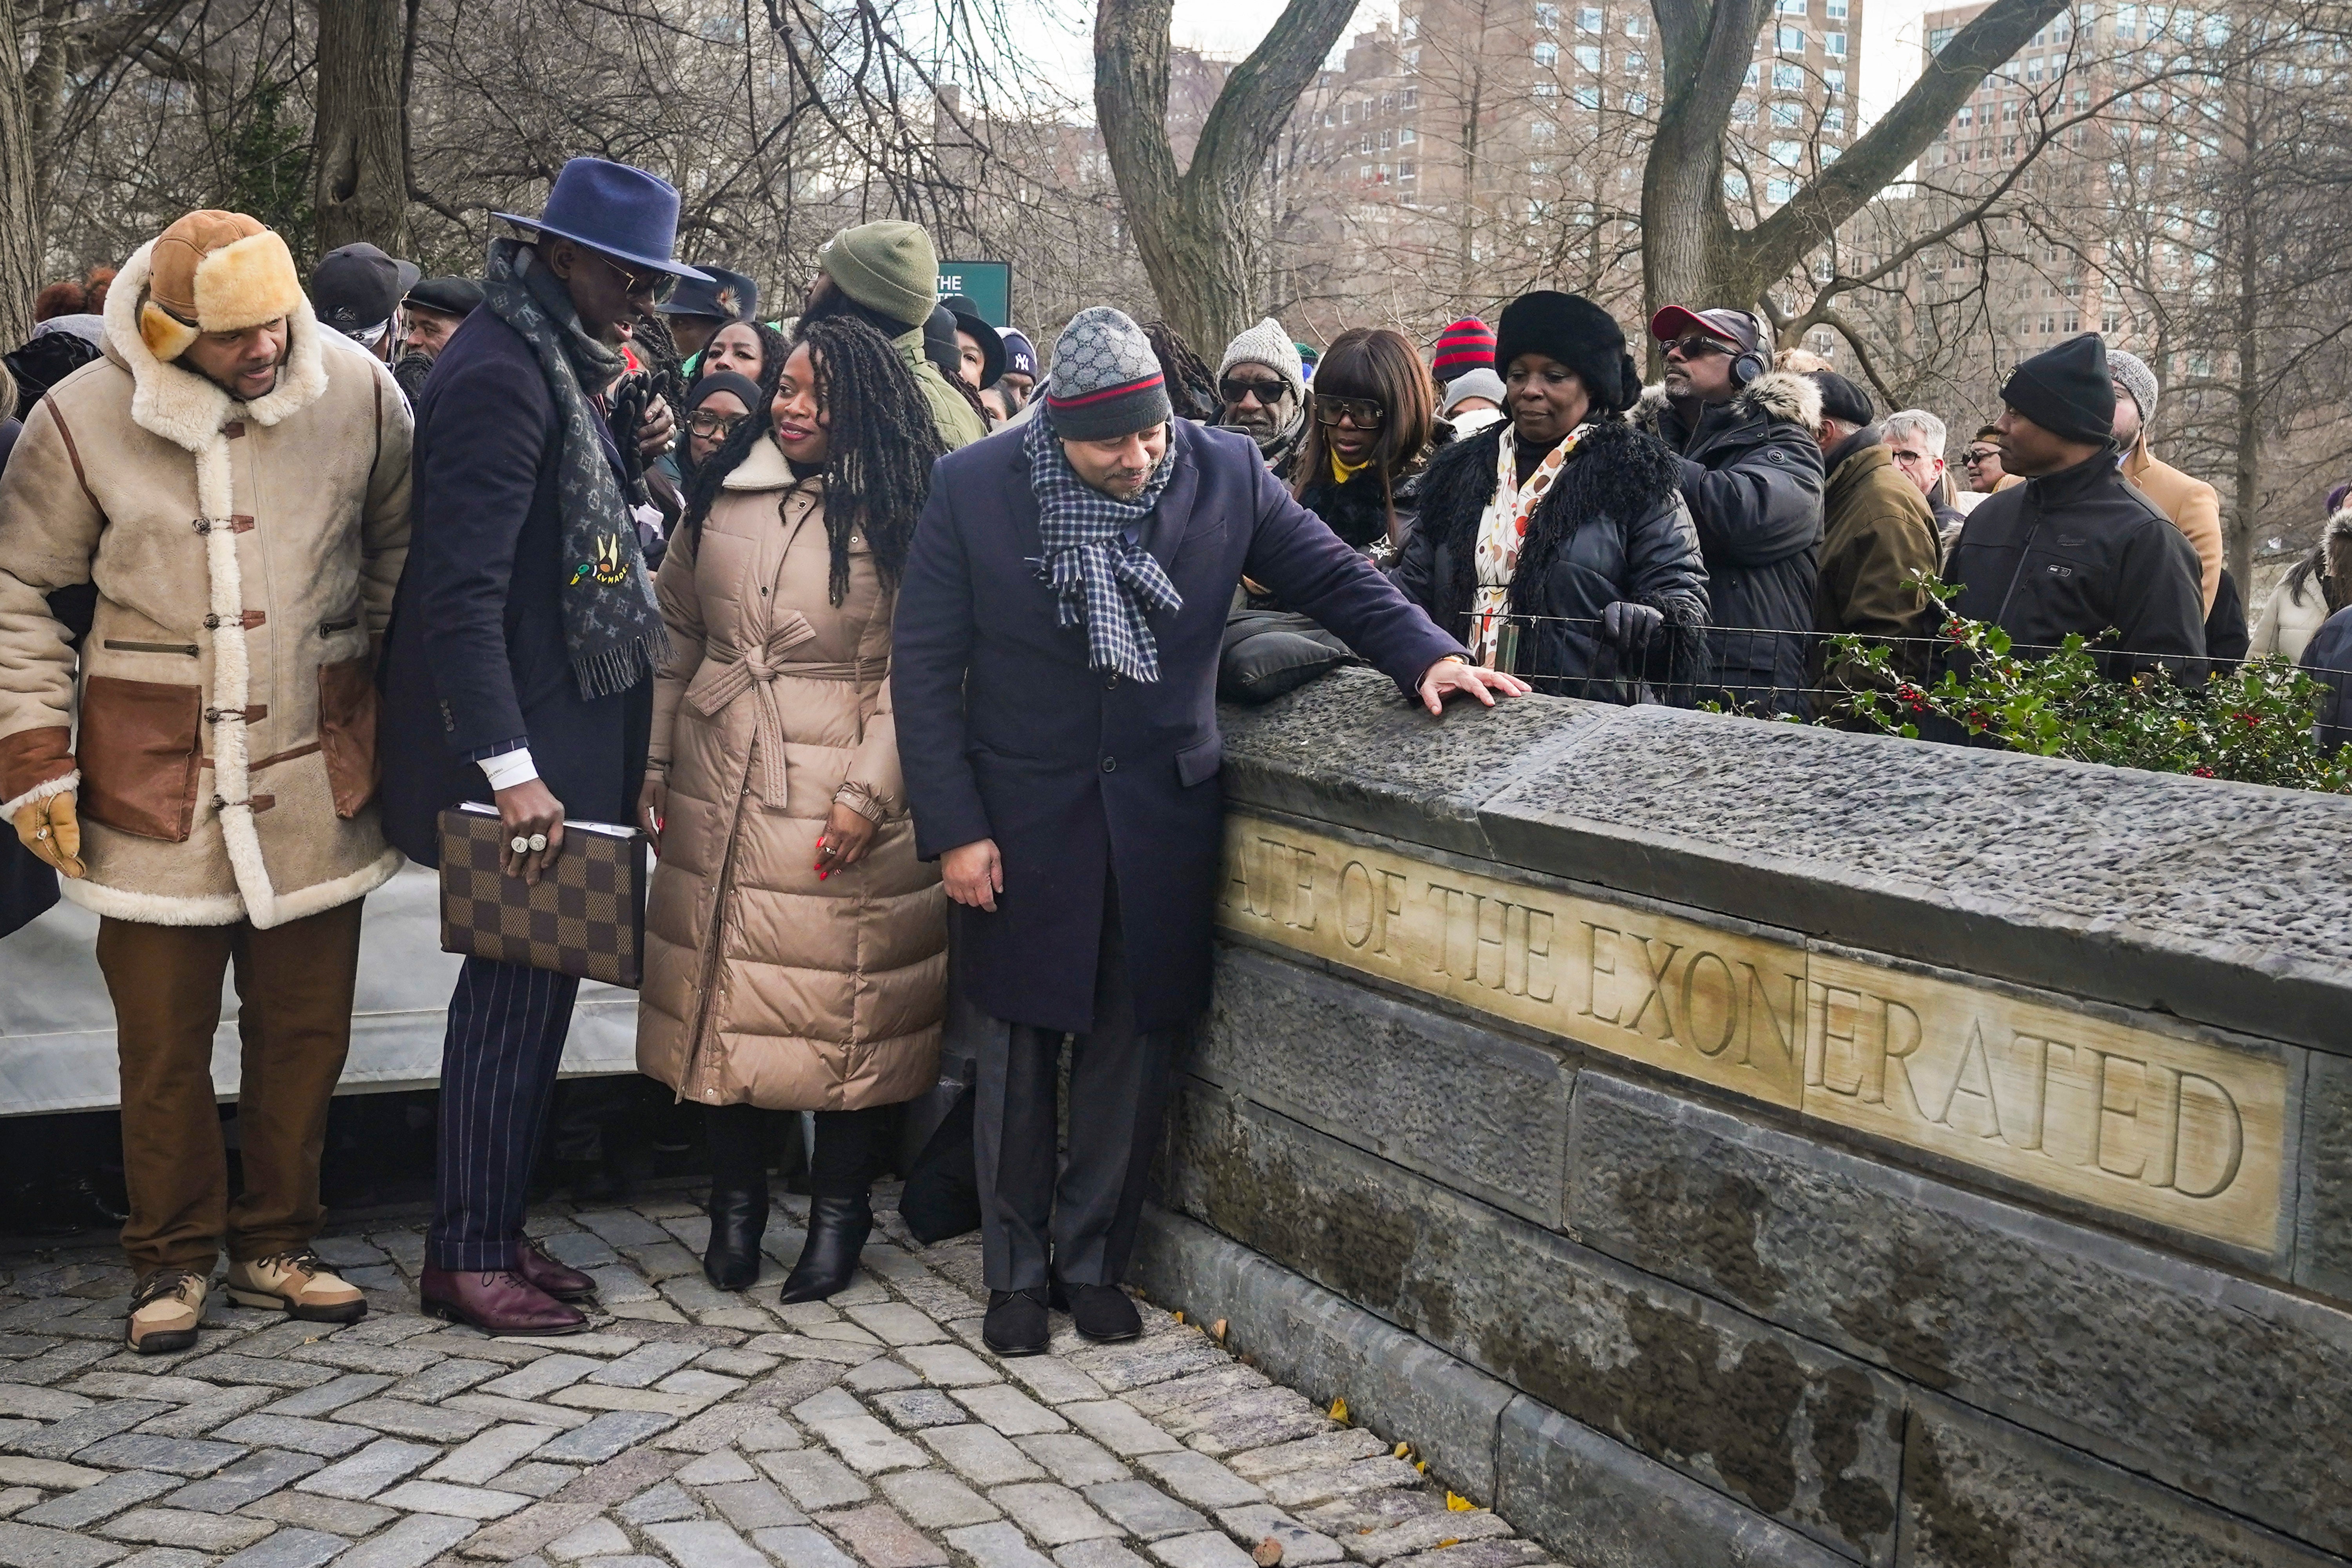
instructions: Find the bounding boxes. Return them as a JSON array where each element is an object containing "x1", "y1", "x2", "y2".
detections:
[
  {"x1": 1045, "y1": 307, "x2": 1172, "y2": 441},
  {"x1": 1217, "y1": 317, "x2": 1307, "y2": 405},
  {"x1": 2107, "y1": 347, "x2": 2158, "y2": 425},
  {"x1": 1440, "y1": 367, "x2": 1506, "y2": 418}
]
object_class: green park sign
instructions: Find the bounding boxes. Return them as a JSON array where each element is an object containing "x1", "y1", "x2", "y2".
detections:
[{"x1": 937, "y1": 260, "x2": 1011, "y2": 327}]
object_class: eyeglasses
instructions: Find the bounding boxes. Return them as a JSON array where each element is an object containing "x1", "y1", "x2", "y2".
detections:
[
  {"x1": 595, "y1": 251, "x2": 678, "y2": 305},
  {"x1": 1664, "y1": 335, "x2": 1734, "y2": 361},
  {"x1": 1962, "y1": 446, "x2": 2001, "y2": 466},
  {"x1": 1888, "y1": 448, "x2": 1935, "y2": 464},
  {"x1": 1314, "y1": 394, "x2": 1385, "y2": 428},
  {"x1": 687, "y1": 410, "x2": 748, "y2": 439},
  {"x1": 1221, "y1": 376, "x2": 1290, "y2": 406}
]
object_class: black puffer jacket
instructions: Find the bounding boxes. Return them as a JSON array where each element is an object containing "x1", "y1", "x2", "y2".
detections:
[
  {"x1": 1293, "y1": 431, "x2": 1447, "y2": 554},
  {"x1": 1637, "y1": 371, "x2": 1824, "y2": 713},
  {"x1": 1394, "y1": 417, "x2": 1709, "y2": 702}
]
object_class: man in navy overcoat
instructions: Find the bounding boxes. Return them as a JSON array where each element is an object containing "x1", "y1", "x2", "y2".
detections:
[{"x1": 892, "y1": 307, "x2": 1523, "y2": 1355}]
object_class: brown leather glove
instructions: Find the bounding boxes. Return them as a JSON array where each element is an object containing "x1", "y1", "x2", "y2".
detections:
[{"x1": 13, "y1": 789, "x2": 85, "y2": 878}]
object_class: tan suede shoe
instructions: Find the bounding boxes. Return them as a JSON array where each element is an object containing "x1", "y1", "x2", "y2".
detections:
[
  {"x1": 127, "y1": 1269, "x2": 207, "y2": 1354},
  {"x1": 224, "y1": 1249, "x2": 368, "y2": 1323}
]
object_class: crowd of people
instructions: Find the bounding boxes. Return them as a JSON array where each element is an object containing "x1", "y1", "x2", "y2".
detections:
[{"x1": 2, "y1": 151, "x2": 2348, "y2": 1359}]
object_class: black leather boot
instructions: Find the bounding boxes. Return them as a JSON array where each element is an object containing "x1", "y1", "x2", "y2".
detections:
[
  {"x1": 778, "y1": 1192, "x2": 872, "y2": 1303},
  {"x1": 704, "y1": 1104, "x2": 769, "y2": 1292},
  {"x1": 703, "y1": 1180, "x2": 768, "y2": 1291}
]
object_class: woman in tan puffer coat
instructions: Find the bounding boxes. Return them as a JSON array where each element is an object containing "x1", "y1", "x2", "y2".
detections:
[{"x1": 636, "y1": 316, "x2": 948, "y2": 1302}]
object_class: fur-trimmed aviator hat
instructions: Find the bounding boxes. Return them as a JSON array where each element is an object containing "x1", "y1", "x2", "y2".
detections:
[{"x1": 136, "y1": 209, "x2": 305, "y2": 363}]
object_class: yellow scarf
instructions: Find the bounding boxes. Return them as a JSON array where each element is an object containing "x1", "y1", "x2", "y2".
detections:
[{"x1": 1329, "y1": 449, "x2": 1373, "y2": 486}]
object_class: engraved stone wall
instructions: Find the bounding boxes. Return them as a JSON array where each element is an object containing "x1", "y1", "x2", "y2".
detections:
[{"x1": 1132, "y1": 671, "x2": 2352, "y2": 1568}]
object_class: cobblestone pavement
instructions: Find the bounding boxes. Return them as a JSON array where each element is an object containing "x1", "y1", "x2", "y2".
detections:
[{"x1": 0, "y1": 1189, "x2": 1551, "y2": 1568}]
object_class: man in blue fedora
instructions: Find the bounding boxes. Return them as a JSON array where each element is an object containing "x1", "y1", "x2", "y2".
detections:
[
  {"x1": 657, "y1": 263, "x2": 758, "y2": 372},
  {"x1": 379, "y1": 156, "x2": 709, "y2": 1333}
]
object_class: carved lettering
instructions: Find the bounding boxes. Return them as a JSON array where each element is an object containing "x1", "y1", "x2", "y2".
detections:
[
  {"x1": 1580, "y1": 923, "x2": 1620, "y2": 1023},
  {"x1": 1338, "y1": 861, "x2": 1376, "y2": 950},
  {"x1": 1680, "y1": 950, "x2": 1739, "y2": 1058},
  {"x1": 1217, "y1": 817, "x2": 2284, "y2": 1247},
  {"x1": 1285, "y1": 845, "x2": 1318, "y2": 931},
  {"x1": 1375, "y1": 870, "x2": 1408, "y2": 958}
]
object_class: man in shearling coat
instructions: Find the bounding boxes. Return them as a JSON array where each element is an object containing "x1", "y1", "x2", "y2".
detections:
[{"x1": 0, "y1": 210, "x2": 410, "y2": 1352}]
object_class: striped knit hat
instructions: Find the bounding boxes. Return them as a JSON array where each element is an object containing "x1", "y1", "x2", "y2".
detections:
[
  {"x1": 1431, "y1": 316, "x2": 1497, "y2": 383},
  {"x1": 1046, "y1": 307, "x2": 1171, "y2": 441}
]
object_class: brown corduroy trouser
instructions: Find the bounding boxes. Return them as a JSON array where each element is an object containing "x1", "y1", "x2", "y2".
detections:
[{"x1": 95, "y1": 900, "x2": 365, "y2": 1277}]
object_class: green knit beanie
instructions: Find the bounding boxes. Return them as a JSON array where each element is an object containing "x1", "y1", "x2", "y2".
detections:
[{"x1": 817, "y1": 221, "x2": 938, "y2": 331}]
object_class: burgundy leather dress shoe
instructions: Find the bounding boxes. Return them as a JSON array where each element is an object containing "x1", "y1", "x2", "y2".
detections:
[
  {"x1": 515, "y1": 1240, "x2": 595, "y2": 1302},
  {"x1": 420, "y1": 1265, "x2": 587, "y2": 1336}
]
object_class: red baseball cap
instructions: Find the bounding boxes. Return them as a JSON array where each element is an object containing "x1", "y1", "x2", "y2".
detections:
[{"x1": 1648, "y1": 305, "x2": 1761, "y2": 354}]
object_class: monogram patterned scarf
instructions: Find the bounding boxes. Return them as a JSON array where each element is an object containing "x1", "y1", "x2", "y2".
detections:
[{"x1": 481, "y1": 238, "x2": 669, "y2": 699}]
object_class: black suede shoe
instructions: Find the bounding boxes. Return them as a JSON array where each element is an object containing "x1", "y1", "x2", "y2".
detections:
[
  {"x1": 1063, "y1": 1282, "x2": 1142, "y2": 1343},
  {"x1": 704, "y1": 1181, "x2": 769, "y2": 1292},
  {"x1": 777, "y1": 1192, "x2": 872, "y2": 1303},
  {"x1": 984, "y1": 1287, "x2": 1051, "y2": 1356}
]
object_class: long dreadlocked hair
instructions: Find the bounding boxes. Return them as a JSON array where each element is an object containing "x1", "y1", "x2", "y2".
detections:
[{"x1": 678, "y1": 314, "x2": 945, "y2": 607}]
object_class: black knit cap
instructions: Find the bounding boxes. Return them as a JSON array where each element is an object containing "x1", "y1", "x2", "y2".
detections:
[
  {"x1": 2002, "y1": 333, "x2": 2115, "y2": 446},
  {"x1": 1494, "y1": 291, "x2": 1640, "y2": 415},
  {"x1": 1808, "y1": 370, "x2": 1873, "y2": 427}
]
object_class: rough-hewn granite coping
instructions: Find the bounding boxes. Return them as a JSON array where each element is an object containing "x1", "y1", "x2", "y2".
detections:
[{"x1": 1218, "y1": 668, "x2": 2352, "y2": 1054}]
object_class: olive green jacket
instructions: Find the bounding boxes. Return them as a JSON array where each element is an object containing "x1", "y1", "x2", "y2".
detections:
[{"x1": 893, "y1": 326, "x2": 988, "y2": 450}]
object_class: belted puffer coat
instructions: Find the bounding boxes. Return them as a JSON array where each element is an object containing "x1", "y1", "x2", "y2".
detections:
[{"x1": 635, "y1": 436, "x2": 945, "y2": 1111}]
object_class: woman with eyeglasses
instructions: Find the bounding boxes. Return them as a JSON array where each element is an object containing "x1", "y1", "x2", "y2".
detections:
[
  {"x1": 1290, "y1": 328, "x2": 1443, "y2": 565},
  {"x1": 681, "y1": 372, "x2": 760, "y2": 475},
  {"x1": 635, "y1": 314, "x2": 949, "y2": 1304},
  {"x1": 1395, "y1": 291, "x2": 1708, "y2": 702}
]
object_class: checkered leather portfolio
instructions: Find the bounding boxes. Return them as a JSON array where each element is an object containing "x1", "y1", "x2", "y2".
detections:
[{"x1": 437, "y1": 803, "x2": 647, "y2": 988}]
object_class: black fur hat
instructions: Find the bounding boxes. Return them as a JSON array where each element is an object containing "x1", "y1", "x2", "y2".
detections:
[{"x1": 1494, "y1": 290, "x2": 1641, "y2": 415}]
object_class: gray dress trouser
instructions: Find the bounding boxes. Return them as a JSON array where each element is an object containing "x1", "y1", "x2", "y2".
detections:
[{"x1": 972, "y1": 879, "x2": 1185, "y2": 1292}]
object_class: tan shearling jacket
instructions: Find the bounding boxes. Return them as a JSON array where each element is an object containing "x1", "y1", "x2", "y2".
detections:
[{"x1": 0, "y1": 238, "x2": 410, "y2": 927}]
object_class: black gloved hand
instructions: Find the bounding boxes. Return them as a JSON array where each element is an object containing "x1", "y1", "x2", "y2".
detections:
[
  {"x1": 605, "y1": 373, "x2": 653, "y2": 502},
  {"x1": 1601, "y1": 601, "x2": 1664, "y2": 652}
]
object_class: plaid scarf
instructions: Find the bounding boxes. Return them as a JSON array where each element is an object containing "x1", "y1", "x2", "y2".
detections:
[
  {"x1": 480, "y1": 238, "x2": 669, "y2": 699},
  {"x1": 1025, "y1": 415, "x2": 1183, "y2": 682}
]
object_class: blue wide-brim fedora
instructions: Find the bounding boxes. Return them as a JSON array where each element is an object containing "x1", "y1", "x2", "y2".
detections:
[{"x1": 495, "y1": 158, "x2": 713, "y2": 283}]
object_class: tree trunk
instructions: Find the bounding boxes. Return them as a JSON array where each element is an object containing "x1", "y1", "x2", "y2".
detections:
[
  {"x1": 2228, "y1": 189, "x2": 2263, "y2": 593},
  {"x1": 0, "y1": 0, "x2": 42, "y2": 352},
  {"x1": 1096, "y1": 0, "x2": 1359, "y2": 355},
  {"x1": 312, "y1": 0, "x2": 410, "y2": 259}
]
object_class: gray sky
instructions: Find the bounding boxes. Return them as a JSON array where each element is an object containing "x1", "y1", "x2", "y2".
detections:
[{"x1": 1014, "y1": 0, "x2": 1931, "y2": 133}]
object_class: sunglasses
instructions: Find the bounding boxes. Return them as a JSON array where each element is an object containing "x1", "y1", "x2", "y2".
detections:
[
  {"x1": 595, "y1": 250, "x2": 678, "y2": 305},
  {"x1": 1314, "y1": 394, "x2": 1385, "y2": 428},
  {"x1": 1664, "y1": 335, "x2": 1734, "y2": 361},
  {"x1": 1962, "y1": 447, "x2": 2001, "y2": 465},
  {"x1": 687, "y1": 410, "x2": 748, "y2": 439},
  {"x1": 1221, "y1": 376, "x2": 1290, "y2": 406}
]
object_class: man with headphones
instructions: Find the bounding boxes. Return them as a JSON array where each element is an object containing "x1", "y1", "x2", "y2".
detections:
[{"x1": 1639, "y1": 305, "x2": 1825, "y2": 715}]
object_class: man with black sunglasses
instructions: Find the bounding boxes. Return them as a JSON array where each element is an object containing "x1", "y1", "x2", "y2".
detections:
[
  {"x1": 1639, "y1": 304, "x2": 1824, "y2": 715},
  {"x1": 379, "y1": 157, "x2": 707, "y2": 1334},
  {"x1": 1214, "y1": 318, "x2": 1308, "y2": 477}
]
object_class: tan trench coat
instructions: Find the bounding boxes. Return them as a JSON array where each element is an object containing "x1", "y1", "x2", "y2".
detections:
[
  {"x1": 636, "y1": 437, "x2": 945, "y2": 1110},
  {"x1": 0, "y1": 238, "x2": 410, "y2": 928}
]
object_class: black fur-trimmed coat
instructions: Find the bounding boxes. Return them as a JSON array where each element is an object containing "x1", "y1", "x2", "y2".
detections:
[{"x1": 1393, "y1": 417, "x2": 1709, "y2": 701}]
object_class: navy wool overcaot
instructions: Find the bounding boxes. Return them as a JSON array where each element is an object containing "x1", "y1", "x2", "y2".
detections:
[
  {"x1": 377, "y1": 307, "x2": 650, "y2": 865},
  {"x1": 891, "y1": 418, "x2": 1465, "y2": 1038}
]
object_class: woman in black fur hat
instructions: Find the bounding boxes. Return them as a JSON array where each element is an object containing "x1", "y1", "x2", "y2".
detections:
[{"x1": 1395, "y1": 290, "x2": 1709, "y2": 702}]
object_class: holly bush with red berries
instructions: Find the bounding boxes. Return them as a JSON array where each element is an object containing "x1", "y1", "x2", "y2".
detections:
[{"x1": 1818, "y1": 578, "x2": 2352, "y2": 792}]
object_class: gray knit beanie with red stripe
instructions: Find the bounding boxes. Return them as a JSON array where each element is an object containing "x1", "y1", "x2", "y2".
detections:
[{"x1": 1045, "y1": 306, "x2": 1171, "y2": 441}]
